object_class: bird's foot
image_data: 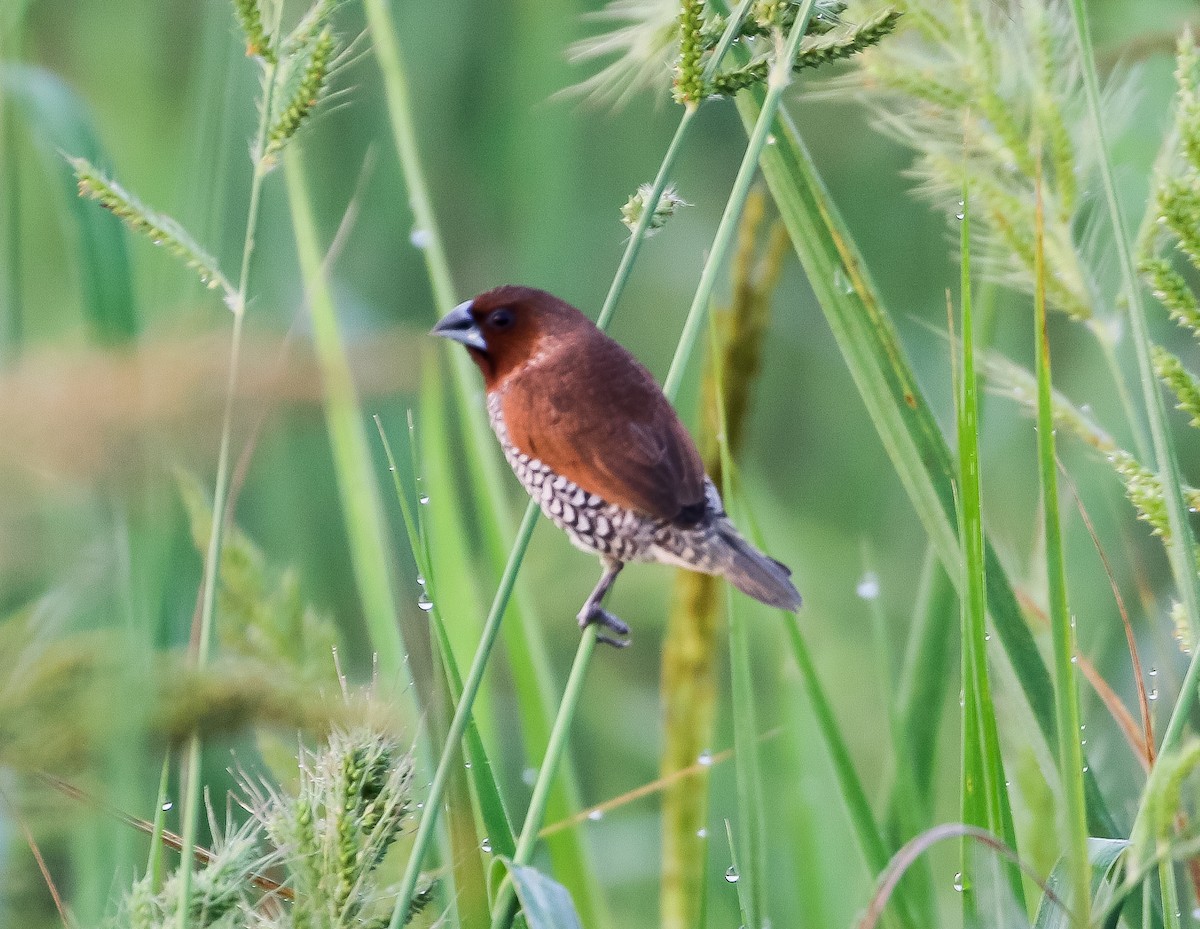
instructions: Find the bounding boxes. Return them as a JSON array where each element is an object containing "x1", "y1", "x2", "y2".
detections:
[{"x1": 578, "y1": 606, "x2": 631, "y2": 649}]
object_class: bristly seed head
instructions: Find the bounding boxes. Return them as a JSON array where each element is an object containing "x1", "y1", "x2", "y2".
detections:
[
  {"x1": 264, "y1": 26, "x2": 336, "y2": 162},
  {"x1": 621, "y1": 182, "x2": 689, "y2": 235},
  {"x1": 233, "y1": 0, "x2": 276, "y2": 62}
]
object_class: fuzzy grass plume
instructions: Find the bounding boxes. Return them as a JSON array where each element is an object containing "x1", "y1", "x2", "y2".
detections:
[
  {"x1": 108, "y1": 729, "x2": 423, "y2": 929},
  {"x1": 568, "y1": 0, "x2": 899, "y2": 107},
  {"x1": 855, "y1": 0, "x2": 1138, "y2": 321}
]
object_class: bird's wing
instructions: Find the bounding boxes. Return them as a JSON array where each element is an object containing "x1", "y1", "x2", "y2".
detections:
[{"x1": 500, "y1": 341, "x2": 707, "y2": 523}]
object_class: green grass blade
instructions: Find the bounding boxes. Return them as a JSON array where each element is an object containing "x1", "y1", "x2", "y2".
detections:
[
  {"x1": 1033, "y1": 839, "x2": 1129, "y2": 929},
  {"x1": 737, "y1": 89, "x2": 1118, "y2": 839},
  {"x1": 710, "y1": 319, "x2": 767, "y2": 929},
  {"x1": 1033, "y1": 180, "x2": 1090, "y2": 926},
  {"x1": 957, "y1": 191, "x2": 1023, "y2": 917},
  {"x1": 374, "y1": 411, "x2": 516, "y2": 862},
  {"x1": 3, "y1": 64, "x2": 137, "y2": 344},
  {"x1": 500, "y1": 860, "x2": 585, "y2": 929}
]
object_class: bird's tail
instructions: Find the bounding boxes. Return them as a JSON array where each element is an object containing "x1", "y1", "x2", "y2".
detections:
[{"x1": 714, "y1": 523, "x2": 802, "y2": 612}]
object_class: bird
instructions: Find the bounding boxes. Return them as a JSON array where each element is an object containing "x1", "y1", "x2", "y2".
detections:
[{"x1": 431, "y1": 285, "x2": 800, "y2": 646}]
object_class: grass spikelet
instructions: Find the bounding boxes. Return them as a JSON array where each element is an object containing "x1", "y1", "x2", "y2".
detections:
[
  {"x1": 1112, "y1": 450, "x2": 1174, "y2": 540},
  {"x1": 265, "y1": 27, "x2": 336, "y2": 160},
  {"x1": 672, "y1": 0, "x2": 707, "y2": 106},
  {"x1": 1153, "y1": 345, "x2": 1200, "y2": 427},
  {"x1": 1140, "y1": 257, "x2": 1200, "y2": 333},
  {"x1": 69, "y1": 157, "x2": 234, "y2": 301},
  {"x1": 793, "y1": 6, "x2": 902, "y2": 72},
  {"x1": 233, "y1": 0, "x2": 275, "y2": 62}
]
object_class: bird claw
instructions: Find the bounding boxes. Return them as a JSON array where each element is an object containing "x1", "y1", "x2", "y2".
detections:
[{"x1": 578, "y1": 607, "x2": 631, "y2": 648}]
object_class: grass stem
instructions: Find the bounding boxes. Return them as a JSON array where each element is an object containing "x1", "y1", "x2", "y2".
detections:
[{"x1": 175, "y1": 40, "x2": 279, "y2": 929}]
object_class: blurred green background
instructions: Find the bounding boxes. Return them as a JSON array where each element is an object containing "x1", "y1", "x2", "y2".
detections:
[{"x1": 2, "y1": 1, "x2": 1200, "y2": 927}]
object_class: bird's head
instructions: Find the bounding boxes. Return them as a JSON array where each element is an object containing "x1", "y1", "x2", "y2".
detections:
[{"x1": 431, "y1": 285, "x2": 589, "y2": 389}]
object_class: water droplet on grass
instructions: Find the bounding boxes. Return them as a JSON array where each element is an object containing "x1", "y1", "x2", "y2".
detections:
[
  {"x1": 410, "y1": 228, "x2": 433, "y2": 249},
  {"x1": 481, "y1": 837, "x2": 492, "y2": 853},
  {"x1": 952, "y1": 872, "x2": 965, "y2": 892},
  {"x1": 856, "y1": 571, "x2": 880, "y2": 600},
  {"x1": 417, "y1": 592, "x2": 433, "y2": 612},
  {"x1": 698, "y1": 750, "x2": 713, "y2": 766},
  {"x1": 588, "y1": 809, "x2": 604, "y2": 821},
  {"x1": 725, "y1": 866, "x2": 739, "y2": 883}
]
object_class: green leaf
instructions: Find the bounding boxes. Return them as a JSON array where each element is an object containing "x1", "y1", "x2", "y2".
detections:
[
  {"x1": 1033, "y1": 838, "x2": 1129, "y2": 929},
  {"x1": 736, "y1": 87, "x2": 1118, "y2": 840},
  {"x1": 501, "y1": 860, "x2": 585, "y2": 929},
  {"x1": 3, "y1": 64, "x2": 138, "y2": 344}
]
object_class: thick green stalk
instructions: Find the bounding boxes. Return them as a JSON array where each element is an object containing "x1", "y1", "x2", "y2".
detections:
[{"x1": 175, "y1": 46, "x2": 279, "y2": 929}]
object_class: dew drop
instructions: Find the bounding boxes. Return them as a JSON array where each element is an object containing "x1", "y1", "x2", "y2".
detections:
[
  {"x1": 587, "y1": 809, "x2": 604, "y2": 821},
  {"x1": 410, "y1": 228, "x2": 433, "y2": 249},
  {"x1": 856, "y1": 571, "x2": 880, "y2": 600},
  {"x1": 766, "y1": 133, "x2": 777, "y2": 145},
  {"x1": 1149, "y1": 667, "x2": 1159, "y2": 677},
  {"x1": 481, "y1": 837, "x2": 492, "y2": 853},
  {"x1": 417, "y1": 592, "x2": 434, "y2": 612},
  {"x1": 952, "y1": 872, "x2": 965, "y2": 892},
  {"x1": 725, "y1": 866, "x2": 740, "y2": 883},
  {"x1": 464, "y1": 761, "x2": 472, "y2": 769},
  {"x1": 698, "y1": 750, "x2": 714, "y2": 767},
  {"x1": 416, "y1": 573, "x2": 425, "y2": 586},
  {"x1": 419, "y1": 493, "x2": 430, "y2": 505},
  {"x1": 1149, "y1": 688, "x2": 1159, "y2": 700},
  {"x1": 697, "y1": 827, "x2": 708, "y2": 838},
  {"x1": 161, "y1": 800, "x2": 174, "y2": 812},
  {"x1": 833, "y1": 266, "x2": 854, "y2": 295},
  {"x1": 522, "y1": 766, "x2": 538, "y2": 786},
  {"x1": 955, "y1": 211, "x2": 965, "y2": 221}
]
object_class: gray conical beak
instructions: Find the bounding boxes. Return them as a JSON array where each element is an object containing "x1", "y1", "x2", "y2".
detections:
[{"x1": 431, "y1": 300, "x2": 487, "y2": 352}]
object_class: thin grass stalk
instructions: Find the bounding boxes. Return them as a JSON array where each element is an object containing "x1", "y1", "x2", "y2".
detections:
[
  {"x1": 1033, "y1": 179, "x2": 1090, "y2": 925},
  {"x1": 488, "y1": 631, "x2": 599, "y2": 929},
  {"x1": 488, "y1": 13, "x2": 824, "y2": 921},
  {"x1": 662, "y1": 0, "x2": 817, "y2": 399},
  {"x1": 379, "y1": 13, "x2": 754, "y2": 926},
  {"x1": 1064, "y1": 3, "x2": 1200, "y2": 684},
  {"x1": 175, "y1": 35, "x2": 280, "y2": 929},
  {"x1": 387, "y1": 505, "x2": 540, "y2": 927},
  {"x1": 377, "y1": 412, "x2": 516, "y2": 859}
]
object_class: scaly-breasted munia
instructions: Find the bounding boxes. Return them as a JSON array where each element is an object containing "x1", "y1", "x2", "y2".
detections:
[{"x1": 432, "y1": 285, "x2": 800, "y2": 645}]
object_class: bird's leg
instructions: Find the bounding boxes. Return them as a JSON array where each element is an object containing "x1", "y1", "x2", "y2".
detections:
[{"x1": 577, "y1": 559, "x2": 628, "y2": 648}]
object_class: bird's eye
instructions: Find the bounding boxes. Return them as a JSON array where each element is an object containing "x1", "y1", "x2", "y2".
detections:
[{"x1": 486, "y1": 308, "x2": 514, "y2": 330}]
